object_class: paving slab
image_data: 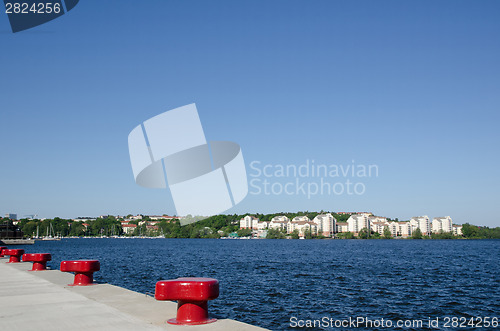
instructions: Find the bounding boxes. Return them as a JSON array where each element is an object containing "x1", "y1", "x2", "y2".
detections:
[{"x1": 0, "y1": 261, "x2": 267, "y2": 331}]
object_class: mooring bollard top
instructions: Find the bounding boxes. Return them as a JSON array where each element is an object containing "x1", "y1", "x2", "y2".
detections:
[
  {"x1": 60, "y1": 260, "x2": 100, "y2": 273},
  {"x1": 155, "y1": 277, "x2": 219, "y2": 301},
  {"x1": 22, "y1": 253, "x2": 52, "y2": 262},
  {"x1": 3, "y1": 249, "x2": 25, "y2": 256}
]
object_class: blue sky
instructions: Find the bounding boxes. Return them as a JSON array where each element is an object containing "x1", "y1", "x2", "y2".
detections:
[{"x1": 1, "y1": 1, "x2": 499, "y2": 226}]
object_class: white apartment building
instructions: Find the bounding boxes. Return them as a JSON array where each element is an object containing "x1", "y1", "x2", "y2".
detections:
[
  {"x1": 347, "y1": 214, "x2": 370, "y2": 234},
  {"x1": 122, "y1": 224, "x2": 137, "y2": 234},
  {"x1": 370, "y1": 222, "x2": 388, "y2": 235},
  {"x1": 287, "y1": 216, "x2": 310, "y2": 234},
  {"x1": 257, "y1": 221, "x2": 269, "y2": 230},
  {"x1": 452, "y1": 224, "x2": 463, "y2": 236},
  {"x1": 387, "y1": 221, "x2": 399, "y2": 237},
  {"x1": 368, "y1": 216, "x2": 389, "y2": 234},
  {"x1": 312, "y1": 213, "x2": 336, "y2": 237},
  {"x1": 398, "y1": 222, "x2": 412, "y2": 237},
  {"x1": 410, "y1": 216, "x2": 431, "y2": 236},
  {"x1": 432, "y1": 216, "x2": 453, "y2": 233},
  {"x1": 287, "y1": 221, "x2": 318, "y2": 237},
  {"x1": 269, "y1": 216, "x2": 290, "y2": 230},
  {"x1": 291, "y1": 216, "x2": 310, "y2": 223},
  {"x1": 271, "y1": 216, "x2": 290, "y2": 223},
  {"x1": 240, "y1": 215, "x2": 259, "y2": 229},
  {"x1": 369, "y1": 216, "x2": 387, "y2": 223},
  {"x1": 336, "y1": 222, "x2": 348, "y2": 233}
]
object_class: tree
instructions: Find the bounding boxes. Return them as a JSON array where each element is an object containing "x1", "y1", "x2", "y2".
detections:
[
  {"x1": 412, "y1": 228, "x2": 423, "y2": 239},
  {"x1": 383, "y1": 226, "x2": 392, "y2": 239},
  {"x1": 22, "y1": 221, "x2": 37, "y2": 237},
  {"x1": 431, "y1": 230, "x2": 454, "y2": 239},
  {"x1": 461, "y1": 223, "x2": 477, "y2": 238},
  {"x1": 338, "y1": 231, "x2": 354, "y2": 239},
  {"x1": 266, "y1": 228, "x2": 285, "y2": 239},
  {"x1": 237, "y1": 228, "x2": 252, "y2": 237},
  {"x1": 304, "y1": 229, "x2": 313, "y2": 239},
  {"x1": 358, "y1": 228, "x2": 374, "y2": 239}
]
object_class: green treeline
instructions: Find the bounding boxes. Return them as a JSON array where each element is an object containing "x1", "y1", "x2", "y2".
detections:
[
  {"x1": 1, "y1": 215, "x2": 499, "y2": 239},
  {"x1": 1, "y1": 216, "x2": 123, "y2": 237},
  {"x1": 460, "y1": 223, "x2": 500, "y2": 239}
]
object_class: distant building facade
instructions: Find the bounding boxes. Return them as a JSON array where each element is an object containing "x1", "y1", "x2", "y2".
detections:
[
  {"x1": 347, "y1": 213, "x2": 370, "y2": 234},
  {"x1": 410, "y1": 216, "x2": 431, "y2": 236},
  {"x1": 312, "y1": 213, "x2": 336, "y2": 237},
  {"x1": 269, "y1": 216, "x2": 289, "y2": 230},
  {"x1": 432, "y1": 216, "x2": 453, "y2": 233},
  {"x1": 452, "y1": 224, "x2": 463, "y2": 236},
  {"x1": 239, "y1": 215, "x2": 259, "y2": 229},
  {"x1": 122, "y1": 224, "x2": 137, "y2": 234}
]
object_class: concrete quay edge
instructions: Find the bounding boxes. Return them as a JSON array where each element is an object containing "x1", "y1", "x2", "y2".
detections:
[{"x1": 0, "y1": 257, "x2": 267, "y2": 331}]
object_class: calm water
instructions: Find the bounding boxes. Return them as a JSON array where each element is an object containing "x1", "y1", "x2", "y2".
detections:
[{"x1": 14, "y1": 239, "x2": 500, "y2": 330}]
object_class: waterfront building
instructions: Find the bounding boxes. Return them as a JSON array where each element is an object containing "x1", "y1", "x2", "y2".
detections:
[
  {"x1": 287, "y1": 221, "x2": 318, "y2": 237},
  {"x1": 452, "y1": 224, "x2": 463, "y2": 236},
  {"x1": 291, "y1": 216, "x2": 310, "y2": 223},
  {"x1": 240, "y1": 215, "x2": 259, "y2": 229},
  {"x1": 432, "y1": 216, "x2": 453, "y2": 233},
  {"x1": 288, "y1": 216, "x2": 313, "y2": 236},
  {"x1": 368, "y1": 216, "x2": 387, "y2": 223},
  {"x1": 410, "y1": 216, "x2": 431, "y2": 236},
  {"x1": 270, "y1": 216, "x2": 289, "y2": 223},
  {"x1": 312, "y1": 213, "x2": 336, "y2": 237},
  {"x1": 387, "y1": 221, "x2": 399, "y2": 237},
  {"x1": 370, "y1": 221, "x2": 388, "y2": 235},
  {"x1": 336, "y1": 222, "x2": 348, "y2": 233},
  {"x1": 398, "y1": 221, "x2": 412, "y2": 237},
  {"x1": 269, "y1": 216, "x2": 289, "y2": 230},
  {"x1": 368, "y1": 216, "x2": 388, "y2": 234},
  {"x1": 347, "y1": 214, "x2": 370, "y2": 235},
  {"x1": 122, "y1": 224, "x2": 137, "y2": 234},
  {"x1": 257, "y1": 221, "x2": 269, "y2": 230}
]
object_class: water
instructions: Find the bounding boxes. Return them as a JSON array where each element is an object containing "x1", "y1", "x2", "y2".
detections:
[{"x1": 14, "y1": 239, "x2": 500, "y2": 330}]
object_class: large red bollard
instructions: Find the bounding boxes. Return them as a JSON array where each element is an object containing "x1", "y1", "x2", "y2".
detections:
[
  {"x1": 155, "y1": 277, "x2": 219, "y2": 325},
  {"x1": 60, "y1": 260, "x2": 100, "y2": 286},
  {"x1": 22, "y1": 253, "x2": 52, "y2": 271},
  {"x1": 3, "y1": 249, "x2": 25, "y2": 263},
  {"x1": 0, "y1": 246, "x2": 7, "y2": 257}
]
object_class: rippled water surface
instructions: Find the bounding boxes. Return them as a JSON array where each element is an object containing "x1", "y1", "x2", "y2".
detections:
[{"x1": 15, "y1": 239, "x2": 500, "y2": 330}]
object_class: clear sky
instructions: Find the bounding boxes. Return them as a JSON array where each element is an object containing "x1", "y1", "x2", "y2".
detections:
[{"x1": 1, "y1": 1, "x2": 499, "y2": 226}]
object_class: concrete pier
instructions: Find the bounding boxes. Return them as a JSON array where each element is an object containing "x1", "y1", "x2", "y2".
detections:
[{"x1": 0, "y1": 259, "x2": 267, "y2": 331}]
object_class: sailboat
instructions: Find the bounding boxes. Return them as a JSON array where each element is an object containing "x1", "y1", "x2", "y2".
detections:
[{"x1": 42, "y1": 222, "x2": 61, "y2": 241}]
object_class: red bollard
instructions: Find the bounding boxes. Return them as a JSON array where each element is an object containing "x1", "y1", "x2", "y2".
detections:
[
  {"x1": 22, "y1": 253, "x2": 52, "y2": 271},
  {"x1": 155, "y1": 277, "x2": 219, "y2": 325},
  {"x1": 60, "y1": 260, "x2": 100, "y2": 286},
  {"x1": 0, "y1": 246, "x2": 7, "y2": 257},
  {"x1": 3, "y1": 249, "x2": 25, "y2": 263}
]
